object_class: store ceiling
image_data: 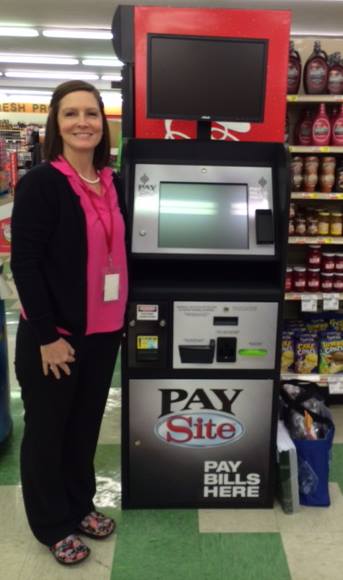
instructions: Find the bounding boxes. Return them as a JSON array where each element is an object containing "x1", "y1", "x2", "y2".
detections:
[{"x1": 0, "y1": 0, "x2": 342, "y2": 95}]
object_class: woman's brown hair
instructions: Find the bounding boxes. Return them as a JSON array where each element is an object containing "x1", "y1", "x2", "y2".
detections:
[{"x1": 44, "y1": 80, "x2": 110, "y2": 169}]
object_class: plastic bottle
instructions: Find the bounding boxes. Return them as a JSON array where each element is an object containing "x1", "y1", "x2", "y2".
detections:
[
  {"x1": 312, "y1": 103, "x2": 331, "y2": 146},
  {"x1": 331, "y1": 103, "x2": 343, "y2": 146},
  {"x1": 296, "y1": 109, "x2": 313, "y2": 145},
  {"x1": 327, "y1": 52, "x2": 343, "y2": 95},
  {"x1": 336, "y1": 159, "x2": 343, "y2": 192},
  {"x1": 304, "y1": 41, "x2": 329, "y2": 94},
  {"x1": 288, "y1": 41, "x2": 302, "y2": 94}
]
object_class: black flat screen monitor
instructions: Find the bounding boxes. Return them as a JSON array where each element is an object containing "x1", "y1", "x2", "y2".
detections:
[{"x1": 147, "y1": 34, "x2": 268, "y2": 123}]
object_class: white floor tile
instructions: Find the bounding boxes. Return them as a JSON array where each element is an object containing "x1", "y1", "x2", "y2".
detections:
[
  {"x1": 275, "y1": 482, "x2": 343, "y2": 534},
  {"x1": 281, "y1": 531, "x2": 343, "y2": 580},
  {"x1": 0, "y1": 485, "x2": 116, "y2": 580},
  {"x1": 99, "y1": 389, "x2": 121, "y2": 445},
  {"x1": 331, "y1": 405, "x2": 343, "y2": 444}
]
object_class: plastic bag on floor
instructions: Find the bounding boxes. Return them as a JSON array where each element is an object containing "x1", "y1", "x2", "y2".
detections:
[{"x1": 280, "y1": 380, "x2": 335, "y2": 507}]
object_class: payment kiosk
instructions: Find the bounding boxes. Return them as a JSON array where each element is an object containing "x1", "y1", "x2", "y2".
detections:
[{"x1": 113, "y1": 5, "x2": 290, "y2": 509}]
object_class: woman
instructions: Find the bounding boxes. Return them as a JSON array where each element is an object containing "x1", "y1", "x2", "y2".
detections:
[{"x1": 11, "y1": 80, "x2": 128, "y2": 565}]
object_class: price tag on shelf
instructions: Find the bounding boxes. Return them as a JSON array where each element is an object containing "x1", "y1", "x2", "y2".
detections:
[
  {"x1": 323, "y1": 293, "x2": 340, "y2": 311},
  {"x1": 328, "y1": 376, "x2": 343, "y2": 395},
  {"x1": 287, "y1": 95, "x2": 298, "y2": 102},
  {"x1": 319, "y1": 146, "x2": 331, "y2": 153},
  {"x1": 301, "y1": 294, "x2": 318, "y2": 312},
  {"x1": 323, "y1": 238, "x2": 334, "y2": 244}
]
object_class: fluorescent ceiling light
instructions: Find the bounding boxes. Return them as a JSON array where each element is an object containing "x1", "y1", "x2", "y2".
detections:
[
  {"x1": 42, "y1": 28, "x2": 112, "y2": 40},
  {"x1": 5, "y1": 70, "x2": 99, "y2": 80},
  {"x1": 0, "y1": 54, "x2": 79, "y2": 65},
  {"x1": 101, "y1": 74, "x2": 122, "y2": 81},
  {"x1": 0, "y1": 94, "x2": 50, "y2": 103},
  {"x1": 82, "y1": 58, "x2": 123, "y2": 67},
  {"x1": 0, "y1": 88, "x2": 52, "y2": 96},
  {"x1": 0, "y1": 27, "x2": 39, "y2": 37}
]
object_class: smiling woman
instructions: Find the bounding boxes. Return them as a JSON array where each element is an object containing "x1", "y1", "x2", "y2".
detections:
[{"x1": 10, "y1": 79, "x2": 128, "y2": 565}]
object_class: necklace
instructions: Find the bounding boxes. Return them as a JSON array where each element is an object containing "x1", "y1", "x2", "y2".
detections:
[{"x1": 78, "y1": 172, "x2": 100, "y2": 184}]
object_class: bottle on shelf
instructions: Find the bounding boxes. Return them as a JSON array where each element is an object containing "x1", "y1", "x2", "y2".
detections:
[
  {"x1": 335, "y1": 159, "x2": 343, "y2": 191},
  {"x1": 312, "y1": 103, "x2": 331, "y2": 146},
  {"x1": 327, "y1": 52, "x2": 343, "y2": 95},
  {"x1": 295, "y1": 109, "x2": 313, "y2": 146},
  {"x1": 303, "y1": 156, "x2": 319, "y2": 192},
  {"x1": 288, "y1": 41, "x2": 302, "y2": 94},
  {"x1": 319, "y1": 156, "x2": 336, "y2": 192},
  {"x1": 331, "y1": 103, "x2": 343, "y2": 146},
  {"x1": 304, "y1": 41, "x2": 329, "y2": 94}
]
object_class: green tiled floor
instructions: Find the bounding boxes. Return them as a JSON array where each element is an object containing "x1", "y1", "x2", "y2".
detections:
[{"x1": 2, "y1": 362, "x2": 343, "y2": 579}]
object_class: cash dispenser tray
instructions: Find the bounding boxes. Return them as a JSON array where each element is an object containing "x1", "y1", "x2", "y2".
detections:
[{"x1": 179, "y1": 339, "x2": 215, "y2": 363}]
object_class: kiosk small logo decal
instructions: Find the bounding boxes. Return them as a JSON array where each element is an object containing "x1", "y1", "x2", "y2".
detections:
[
  {"x1": 138, "y1": 174, "x2": 156, "y2": 194},
  {"x1": 140, "y1": 174, "x2": 149, "y2": 185},
  {"x1": 155, "y1": 410, "x2": 245, "y2": 448}
]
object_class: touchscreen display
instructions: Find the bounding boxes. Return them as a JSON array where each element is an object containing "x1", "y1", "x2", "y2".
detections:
[{"x1": 158, "y1": 182, "x2": 249, "y2": 249}]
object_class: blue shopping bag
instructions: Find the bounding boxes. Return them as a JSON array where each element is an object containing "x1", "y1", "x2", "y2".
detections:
[
  {"x1": 294, "y1": 426, "x2": 335, "y2": 506},
  {"x1": 280, "y1": 380, "x2": 335, "y2": 507}
]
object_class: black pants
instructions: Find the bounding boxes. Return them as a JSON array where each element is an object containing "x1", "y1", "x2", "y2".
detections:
[{"x1": 15, "y1": 318, "x2": 122, "y2": 546}]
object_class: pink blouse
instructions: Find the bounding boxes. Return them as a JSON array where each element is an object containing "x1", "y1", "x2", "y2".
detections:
[{"x1": 48, "y1": 157, "x2": 128, "y2": 335}]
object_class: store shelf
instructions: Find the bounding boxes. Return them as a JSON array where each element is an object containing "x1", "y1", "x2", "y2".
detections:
[
  {"x1": 285, "y1": 292, "x2": 343, "y2": 301},
  {"x1": 291, "y1": 192, "x2": 343, "y2": 200},
  {"x1": 287, "y1": 94, "x2": 343, "y2": 103},
  {"x1": 288, "y1": 146, "x2": 343, "y2": 154},
  {"x1": 289, "y1": 236, "x2": 343, "y2": 244},
  {"x1": 281, "y1": 373, "x2": 337, "y2": 386}
]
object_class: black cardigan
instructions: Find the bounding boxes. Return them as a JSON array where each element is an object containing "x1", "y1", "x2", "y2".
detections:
[{"x1": 10, "y1": 163, "x2": 127, "y2": 345}]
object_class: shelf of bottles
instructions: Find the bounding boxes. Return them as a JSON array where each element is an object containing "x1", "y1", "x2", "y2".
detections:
[{"x1": 281, "y1": 41, "x2": 343, "y2": 391}]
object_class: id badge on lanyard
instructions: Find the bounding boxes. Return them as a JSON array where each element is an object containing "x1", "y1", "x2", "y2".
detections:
[
  {"x1": 103, "y1": 256, "x2": 120, "y2": 302},
  {"x1": 85, "y1": 182, "x2": 120, "y2": 302}
]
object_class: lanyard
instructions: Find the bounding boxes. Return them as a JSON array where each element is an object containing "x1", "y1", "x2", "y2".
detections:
[{"x1": 81, "y1": 180, "x2": 114, "y2": 264}]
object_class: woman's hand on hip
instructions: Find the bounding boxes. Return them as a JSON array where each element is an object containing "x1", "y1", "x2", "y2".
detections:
[{"x1": 40, "y1": 338, "x2": 76, "y2": 380}]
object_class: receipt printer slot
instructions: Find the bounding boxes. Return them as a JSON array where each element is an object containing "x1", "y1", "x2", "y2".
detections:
[
  {"x1": 216, "y1": 337, "x2": 237, "y2": 363},
  {"x1": 213, "y1": 316, "x2": 238, "y2": 326},
  {"x1": 179, "y1": 339, "x2": 215, "y2": 363}
]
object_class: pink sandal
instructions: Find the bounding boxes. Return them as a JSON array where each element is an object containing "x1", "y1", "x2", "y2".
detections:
[
  {"x1": 50, "y1": 534, "x2": 90, "y2": 565},
  {"x1": 78, "y1": 510, "x2": 116, "y2": 539}
]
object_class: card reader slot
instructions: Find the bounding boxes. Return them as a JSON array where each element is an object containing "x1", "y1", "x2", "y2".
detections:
[
  {"x1": 213, "y1": 316, "x2": 239, "y2": 326},
  {"x1": 179, "y1": 339, "x2": 215, "y2": 364}
]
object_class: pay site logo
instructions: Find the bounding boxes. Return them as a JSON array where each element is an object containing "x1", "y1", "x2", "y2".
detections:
[{"x1": 154, "y1": 387, "x2": 245, "y2": 448}]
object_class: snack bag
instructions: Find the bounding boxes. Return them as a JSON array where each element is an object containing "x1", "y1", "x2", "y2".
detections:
[
  {"x1": 305, "y1": 317, "x2": 329, "y2": 334},
  {"x1": 319, "y1": 332, "x2": 343, "y2": 374},
  {"x1": 281, "y1": 332, "x2": 295, "y2": 372},
  {"x1": 294, "y1": 334, "x2": 319, "y2": 374},
  {"x1": 328, "y1": 314, "x2": 343, "y2": 333}
]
